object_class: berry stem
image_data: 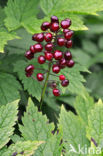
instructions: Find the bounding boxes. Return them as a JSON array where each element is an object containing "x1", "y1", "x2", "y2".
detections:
[{"x1": 39, "y1": 61, "x2": 52, "y2": 110}]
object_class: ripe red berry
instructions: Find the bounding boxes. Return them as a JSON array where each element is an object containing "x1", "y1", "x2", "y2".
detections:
[
  {"x1": 38, "y1": 55, "x2": 46, "y2": 64},
  {"x1": 34, "y1": 43, "x2": 43, "y2": 52},
  {"x1": 25, "y1": 51, "x2": 34, "y2": 60},
  {"x1": 51, "y1": 16, "x2": 59, "y2": 23},
  {"x1": 59, "y1": 58, "x2": 66, "y2": 69},
  {"x1": 41, "y1": 22, "x2": 50, "y2": 31},
  {"x1": 57, "y1": 38, "x2": 65, "y2": 46},
  {"x1": 54, "y1": 50, "x2": 63, "y2": 60},
  {"x1": 51, "y1": 82, "x2": 57, "y2": 88},
  {"x1": 63, "y1": 29, "x2": 69, "y2": 33},
  {"x1": 25, "y1": 65, "x2": 34, "y2": 73},
  {"x1": 65, "y1": 18, "x2": 71, "y2": 25},
  {"x1": 64, "y1": 31, "x2": 73, "y2": 40},
  {"x1": 36, "y1": 33, "x2": 44, "y2": 42},
  {"x1": 44, "y1": 33, "x2": 53, "y2": 42},
  {"x1": 53, "y1": 88, "x2": 60, "y2": 96},
  {"x1": 65, "y1": 40, "x2": 73, "y2": 48},
  {"x1": 59, "y1": 75, "x2": 65, "y2": 81},
  {"x1": 61, "y1": 79, "x2": 69, "y2": 87},
  {"x1": 52, "y1": 64, "x2": 60, "y2": 73},
  {"x1": 45, "y1": 52, "x2": 53, "y2": 61},
  {"x1": 30, "y1": 45, "x2": 35, "y2": 53},
  {"x1": 50, "y1": 22, "x2": 59, "y2": 32},
  {"x1": 64, "y1": 51, "x2": 72, "y2": 60},
  {"x1": 45, "y1": 43, "x2": 53, "y2": 51},
  {"x1": 61, "y1": 20, "x2": 71, "y2": 29},
  {"x1": 32, "y1": 34, "x2": 37, "y2": 41},
  {"x1": 37, "y1": 73, "x2": 44, "y2": 81},
  {"x1": 66, "y1": 60, "x2": 75, "y2": 67}
]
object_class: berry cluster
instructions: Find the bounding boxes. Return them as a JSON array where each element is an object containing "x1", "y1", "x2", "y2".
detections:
[{"x1": 25, "y1": 16, "x2": 75, "y2": 96}]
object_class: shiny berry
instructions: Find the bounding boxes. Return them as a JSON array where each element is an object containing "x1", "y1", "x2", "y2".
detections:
[
  {"x1": 52, "y1": 64, "x2": 60, "y2": 73},
  {"x1": 59, "y1": 75, "x2": 65, "y2": 81},
  {"x1": 63, "y1": 29, "x2": 69, "y2": 33},
  {"x1": 32, "y1": 34, "x2": 37, "y2": 41},
  {"x1": 30, "y1": 45, "x2": 35, "y2": 53},
  {"x1": 59, "y1": 58, "x2": 66, "y2": 69},
  {"x1": 37, "y1": 73, "x2": 44, "y2": 81},
  {"x1": 51, "y1": 16, "x2": 59, "y2": 23},
  {"x1": 25, "y1": 51, "x2": 34, "y2": 60},
  {"x1": 44, "y1": 33, "x2": 53, "y2": 42},
  {"x1": 36, "y1": 33, "x2": 44, "y2": 42},
  {"x1": 66, "y1": 60, "x2": 75, "y2": 67},
  {"x1": 51, "y1": 82, "x2": 57, "y2": 88},
  {"x1": 45, "y1": 52, "x2": 53, "y2": 61},
  {"x1": 61, "y1": 79, "x2": 69, "y2": 87},
  {"x1": 61, "y1": 20, "x2": 71, "y2": 29},
  {"x1": 54, "y1": 50, "x2": 63, "y2": 60},
  {"x1": 25, "y1": 65, "x2": 34, "y2": 73},
  {"x1": 65, "y1": 18, "x2": 71, "y2": 25},
  {"x1": 64, "y1": 51, "x2": 72, "y2": 60},
  {"x1": 57, "y1": 38, "x2": 65, "y2": 46},
  {"x1": 53, "y1": 88, "x2": 60, "y2": 96},
  {"x1": 65, "y1": 40, "x2": 72, "y2": 48},
  {"x1": 50, "y1": 22, "x2": 59, "y2": 32},
  {"x1": 41, "y1": 22, "x2": 50, "y2": 31},
  {"x1": 64, "y1": 31, "x2": 73, "y2": 40},
  {"x1": 38, "y1": 55, "x2": 46, "y2": 64},
  {"x1": 34, "y1": 43, "x2": 43, "y2": 52},
  {"x1": 45, "y1": 43, "x2": 53, "y2": 51}
]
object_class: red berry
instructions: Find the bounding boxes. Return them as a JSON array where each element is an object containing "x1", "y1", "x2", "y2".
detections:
[
  {"x1": 61, "y1": 79, "x2": 69, "y2": 87},
  {"x1": 53, "y1": 88, "x2": 60, "y2": 96},
  {"x1": 41, "y1": 22, "x2": 50, "y2": 31},
  {"x1": 51, "y1": 16, "x2": 59, "y2": 23},
  {"x1": 26, "y1": 72, "x2": 33, "y2": 77},
  {"x1": 54, "y1": 50, "x2": 63, "y2": 60},
  {"x1": 36, "y1": 33, "x2": 44, "y2": 42},
  {"x1": 57, "y1": 38, "x2": 65, "y2": 46},
  {"x1": 32, "y1": 34, "x2": 37, "y2": 41},
  {"x1": 25, "y1": 51, "x2": 34, "y2": 60},
  {"x1": 50, "y1": 22, "x2": 59, "y2": 32},
  {"x1": 66, "y1": 60, "x2": 75, "y2": 67},
  {"x1": 30, "y1": 45, "x2": 35, "y2": 53},
  {"x1": 38, "y1": 55, "x2": 46, "y2": 64},
  {"x1": 65, "y1": 18, "x2": 71, "y2": 25},
  {"x1": 64, "y1": 31, "x2": 73, "y2": 40},
  {"x1": 25, "y1": 65, "x2": 34, "y2": 73},
  {"x1": 59, "y1": 58, "x2": 66, "y2": 69},
  {"x1": 45, "y1": 43, "x2": 53, "y2": 51},
  {"x1": 63, "y1": 29, "x2": 69, "y2": 33},
  {"x1": 65, "y1": 40, "x2": 73, "y2": 48},
  {"x1": 44, "y1": 33, "x2": 53, "y2": 42},
  {"x1": 64, "y1": 51, "x2": 72, "y2": 60},
  {"x1": 61, "y1": 20, "x2": 71, "y2": 29},
  {"x1": 51, "y1": 82, "x2": 57, "y2": 88},
  {"x1": 45, "y1": 52, "x2": 53, "y2": 61},
  {"x1": 52, "y1": 64, "x2": 60, "y2": 73},
  {"x1": 37, "y1": 73, "x2": 44, "y2": 81},
  {"x1": 34, "y1": 43, "x2": 43, "y2": 52},
  {"x1": 59, "y1": 75, "x2": 65, "y2": 81}
]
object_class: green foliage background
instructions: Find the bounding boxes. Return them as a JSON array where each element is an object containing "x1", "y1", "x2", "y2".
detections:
[{"x1": 0, "y1": 0, "x2": 103, "y2": 155}]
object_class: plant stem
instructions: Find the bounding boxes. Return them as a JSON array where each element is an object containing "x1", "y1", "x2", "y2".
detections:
[{"x1": 39, "y1": 62, "x2": 52, "y2": 110}]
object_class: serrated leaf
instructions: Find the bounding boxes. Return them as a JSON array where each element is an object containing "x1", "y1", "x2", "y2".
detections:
[
  {"x1": 59, "y1": 106, "x2": 90, "y2": 156},
  {"x1": 4, "y1": 0, "x2": 40, "y2": 31},
  {"x1": 0, "y1": 73, "x2": 21, "y2": 105},
  {"x1": 87, "y1": 99, "x2": 103, "y2": 147},
  {"x1": 0, "y1": 100, "x2": 18, "y2": 149},
  {"x1": 19, "y1": 98, "x2": 62, "y2": 155},
  {"x1": 0, "y1": 141, "x2": 43, "y2": 156},
  {"x1": 74, "y1": 91, "x2": 94, "y2": 124}
]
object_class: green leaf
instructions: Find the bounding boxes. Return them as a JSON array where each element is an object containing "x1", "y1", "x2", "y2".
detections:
[
  {"x1": 4, "y1": 0, "x2": 40, "y2": 31},
  {"x1": 98, "y1": 36, "x2": 103, "y2": 50},
  {"x1": 0, "y1": 100, "x2": 18, "y2": 149},
  {"x1": 0, "y1": 31, "x2": 19, "y2": 53},
  {"x1": 74, "y1": 91, "x2": 94, "y2": 124},
  {"x1": 59, "y1": 106, "x2": 90, "y2": 155},
  {"x1": 19, "y1": 98, "x2": 62, "y2": 155},
  {"x1": 0, "y1": 141, "x2": 43, "y2": 156},
  {"x1": 0, "y1": 73, "x2": 21, "y2": 105},
  {"x1": 87, "y1": 99, "x2": 103, "y2": 146}
]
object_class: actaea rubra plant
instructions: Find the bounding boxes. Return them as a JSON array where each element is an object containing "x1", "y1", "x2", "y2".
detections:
[{"x1": 25, "y1": 16, "x2": 75, "y2": 109}]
